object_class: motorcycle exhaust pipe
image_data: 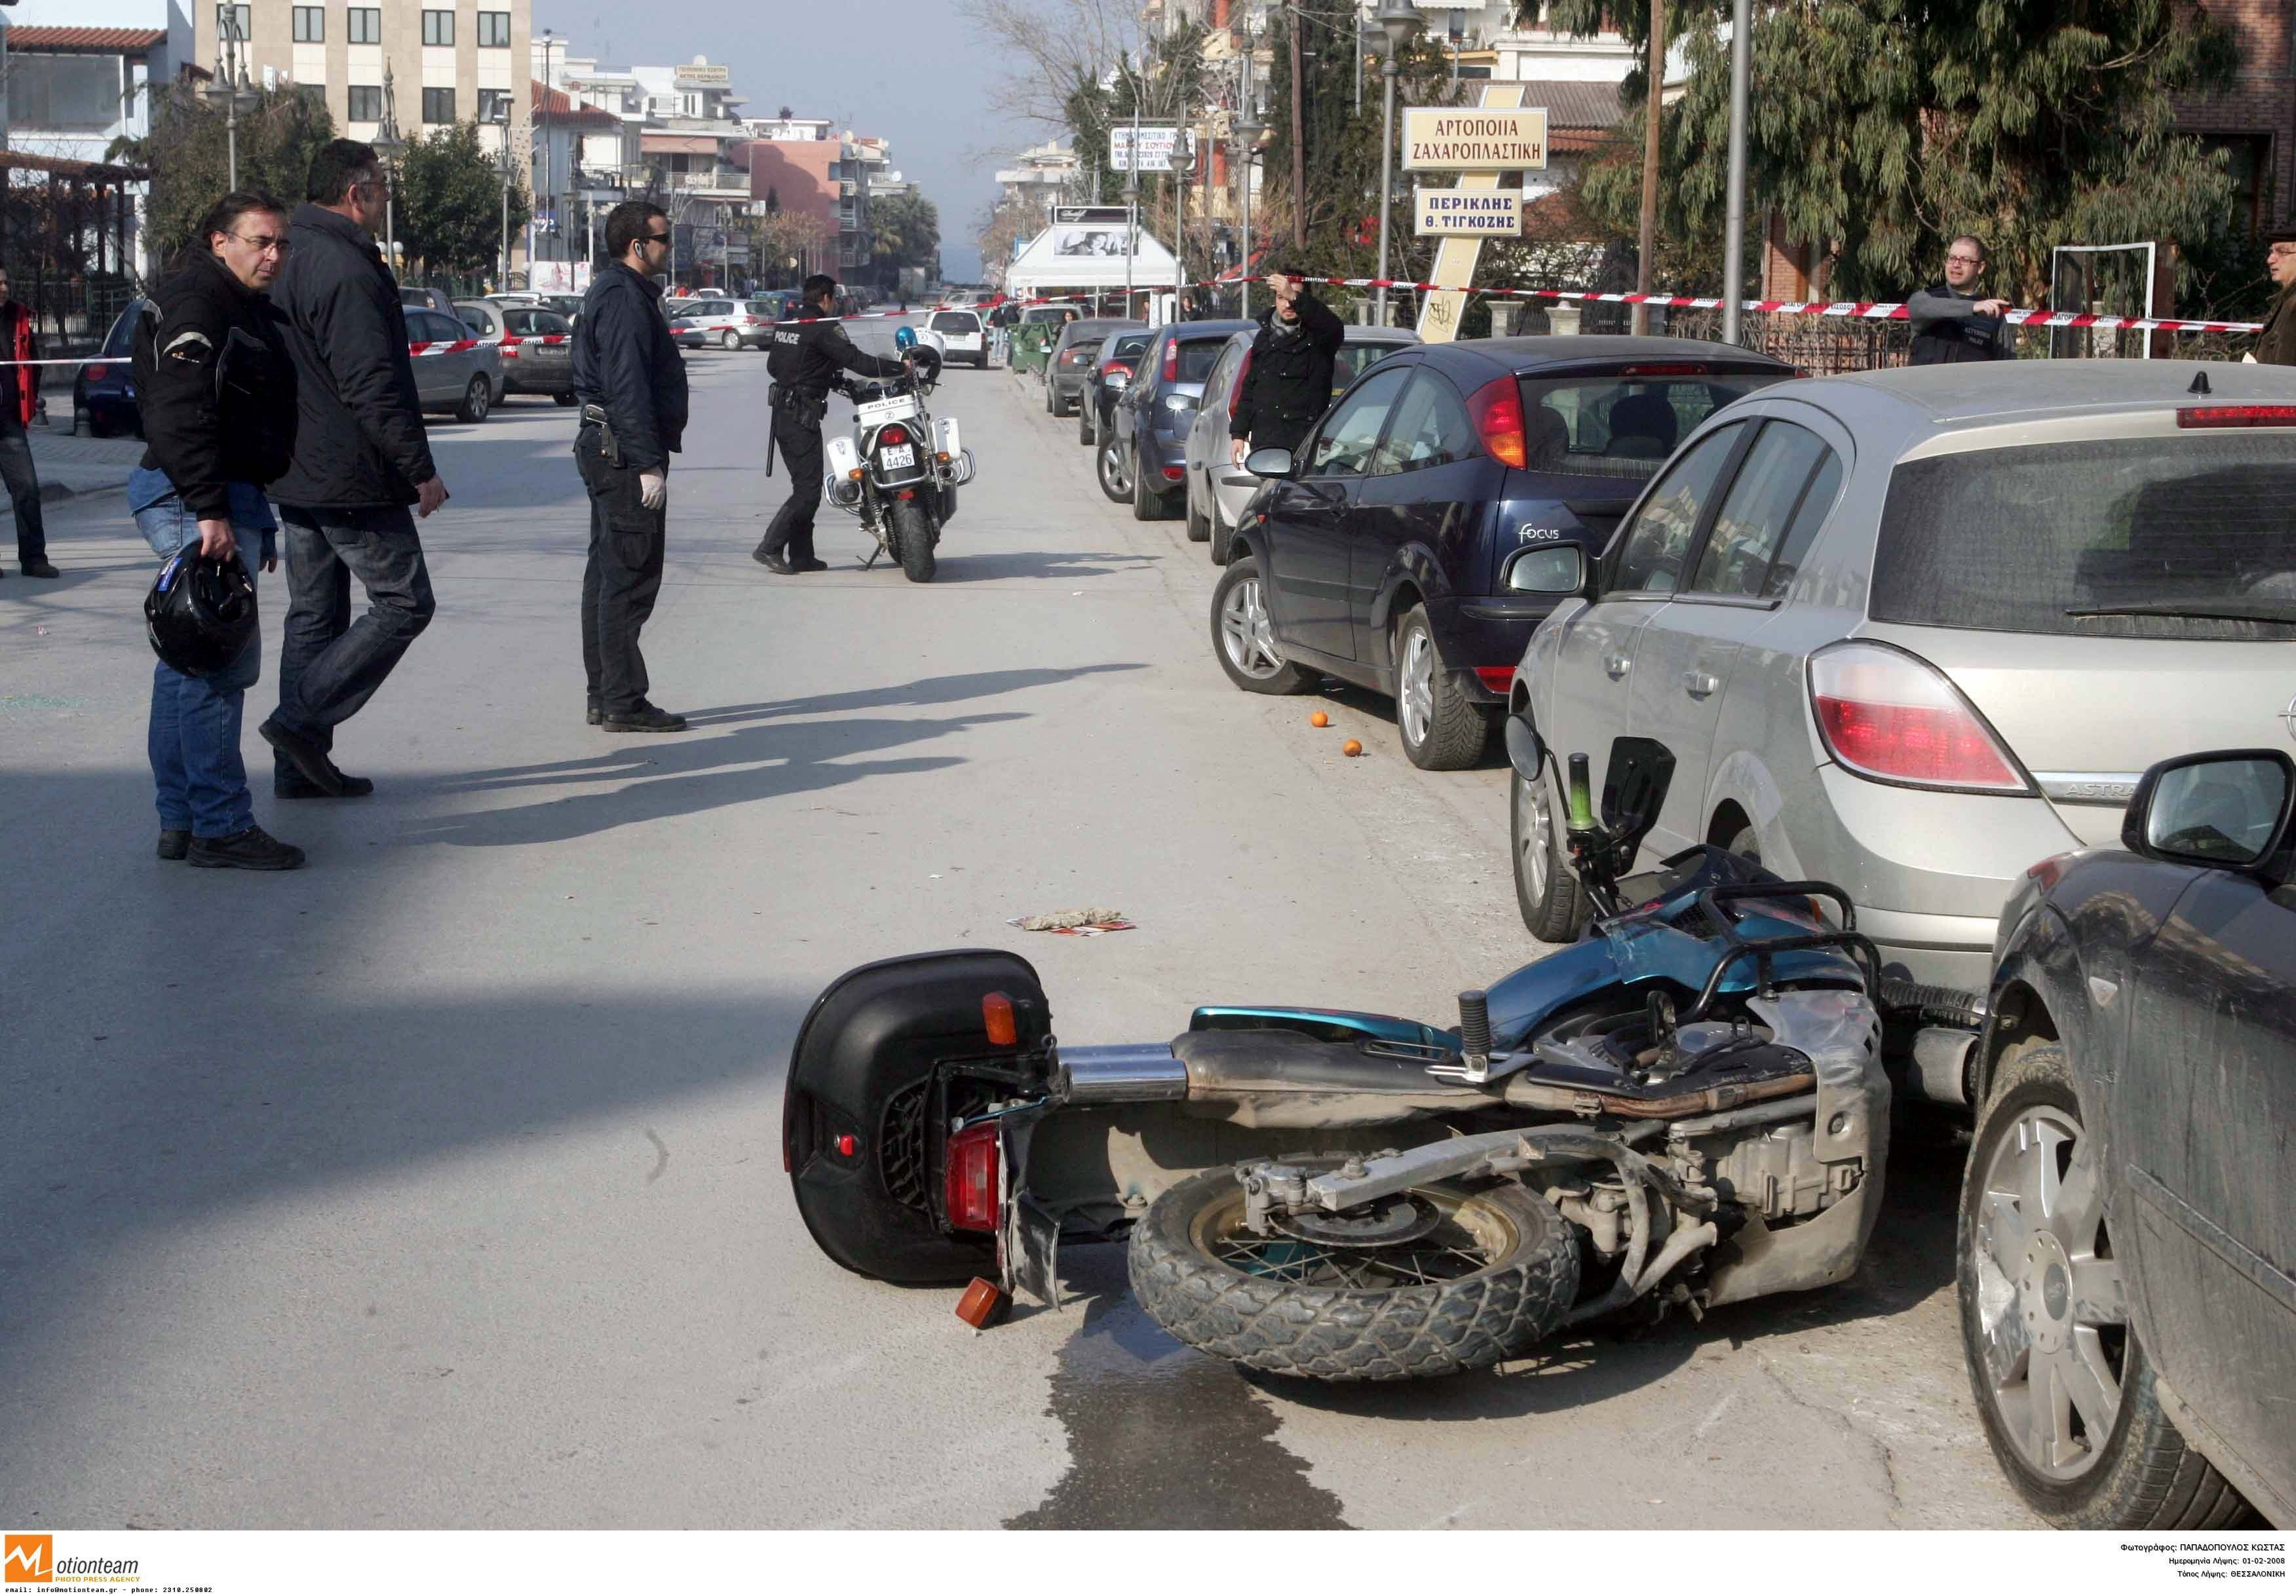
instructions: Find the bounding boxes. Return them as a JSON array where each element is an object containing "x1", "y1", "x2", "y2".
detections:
[{"x1": 1052, "y1": 1044, "x2": 1189, "y2": 1105}]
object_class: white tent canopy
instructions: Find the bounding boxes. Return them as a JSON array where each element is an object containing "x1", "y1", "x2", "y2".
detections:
[{"x1": 1006, "y1": 221, "x2": 1178, "y2": 299}]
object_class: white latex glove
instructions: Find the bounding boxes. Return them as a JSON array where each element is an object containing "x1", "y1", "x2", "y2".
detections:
[{"x1": 640, "y1": 471, "x2": 668, "y2": 510}]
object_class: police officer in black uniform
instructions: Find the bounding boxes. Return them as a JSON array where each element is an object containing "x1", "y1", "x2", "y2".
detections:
[{"x1": 753, "y1": 274, "x2": 909, "y2": 575}]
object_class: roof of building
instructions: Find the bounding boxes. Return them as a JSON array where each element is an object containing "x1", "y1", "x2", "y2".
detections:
[
  {"x1": 531, "y1": 79, "x2": 621, "y2": 129},
  {"x1": 1511, "y1": 80, "x2": 1622, "y2": 154},
  {"x1": 4, "y1": 26, "x2": 170, "y2": 52}
]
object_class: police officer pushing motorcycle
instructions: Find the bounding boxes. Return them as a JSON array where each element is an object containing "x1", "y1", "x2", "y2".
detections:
[{"x1": 754, "y1": 275, "x2": 911, "y2": 575}]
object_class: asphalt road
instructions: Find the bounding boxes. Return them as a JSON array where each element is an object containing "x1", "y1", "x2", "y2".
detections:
[{"x1": 0, "y1": 326, "x2": 2040, "y2": 1530}]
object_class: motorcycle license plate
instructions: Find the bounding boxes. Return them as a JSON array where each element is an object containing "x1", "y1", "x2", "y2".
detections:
[
  {"x1": 856, "y1": 394, "x2": 919, "y2": 427},
  {"x1": 879, "y1": 444, "x2": 917, "y2": 469}
]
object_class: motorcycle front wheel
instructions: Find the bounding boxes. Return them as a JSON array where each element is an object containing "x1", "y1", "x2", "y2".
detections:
[
  {"x1": 1130, "y1": 1162, "x2": 1579, "y2": 1381},
  {"x1": 890, "y1": 495, "x2": 937, "y2": 584}
]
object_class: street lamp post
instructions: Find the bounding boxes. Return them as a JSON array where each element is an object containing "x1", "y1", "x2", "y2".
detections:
[
  {"x1": 1173, "y1": 134, "x2": 1196, "y2": 316},
  {"x1": 372, "y1": 64, "x2": 406, "y2": 270},
  {"x1": 202, "y1": 14, "x2": 259, "y2": 189},
  {"x1": 493, "y1": 101, "x2": 512, "y2": 288},
  {"x1": 1234, "y1": 104, "x2": 1263, "y2": 322},
  {"x1": 1720, "y1": 0, "x2": 1751, "y2": 345},
  {"x1": 1373, "y1": 1, "x2": 1425, "y2": 328}
]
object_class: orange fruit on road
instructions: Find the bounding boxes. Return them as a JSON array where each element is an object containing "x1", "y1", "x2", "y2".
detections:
[
  {"x1": 1309, "y1": 711, "x2": 1330, "y2": 728},
  {"x1": 1342, "y1": 739, "x2": 1364, "y2": 757}
]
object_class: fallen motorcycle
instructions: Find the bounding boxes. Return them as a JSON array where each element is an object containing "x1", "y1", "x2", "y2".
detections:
[{"x1": 784, "y1": 731, "x2": 1890, "y2": 1380}]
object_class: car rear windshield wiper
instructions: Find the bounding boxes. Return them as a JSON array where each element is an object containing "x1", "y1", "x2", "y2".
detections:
[{"x1": 2063, "y1": 599, "x2": 2296, "y2": 623}]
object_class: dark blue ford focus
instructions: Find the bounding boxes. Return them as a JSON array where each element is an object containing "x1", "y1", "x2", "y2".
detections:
[{"x1": 1210, "y1": 335, "x2": 1795, "y2": 769}]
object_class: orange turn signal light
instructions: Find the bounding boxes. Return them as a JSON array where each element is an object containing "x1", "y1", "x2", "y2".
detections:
[
  {"x1": 847, "y1": 468, "x2": 864, "y2": 480},
  {"x1": 982, "y1": 991, "x2": 1018, "y2": 1048}
]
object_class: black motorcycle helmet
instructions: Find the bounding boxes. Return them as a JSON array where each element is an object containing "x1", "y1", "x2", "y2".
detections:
[{"x1": 145, "y1": 547, "x2": 258, "y2": 676}]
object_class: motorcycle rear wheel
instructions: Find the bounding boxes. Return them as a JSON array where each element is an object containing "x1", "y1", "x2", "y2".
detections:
[
  {"x1": 1130, "y1": 1162, "x2": 1579, "y2": 1381},
  {"x1": 891, "y1": 496, "x2": 937, "y2": 584}
]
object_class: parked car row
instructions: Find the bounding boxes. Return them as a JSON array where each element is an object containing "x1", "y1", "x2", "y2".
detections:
[{"x1": 1028, "y1": 330, "x2": 2296, "y2": 1532}]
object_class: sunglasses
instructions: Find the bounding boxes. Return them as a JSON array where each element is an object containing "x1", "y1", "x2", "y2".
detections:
[{"x1": 643, "y1": 230, "x2": 672, "y2": 244}]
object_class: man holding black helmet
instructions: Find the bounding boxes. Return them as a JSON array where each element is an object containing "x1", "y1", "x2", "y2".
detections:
[
  {"x1": 132, "y1": 190, "x2": 305, "y2": 869},
  {"x1": 753, "y1": 274, "x2": 909, "y2": 575}
]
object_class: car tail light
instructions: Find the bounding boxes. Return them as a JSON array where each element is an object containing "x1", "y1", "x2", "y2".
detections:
[
  {"x1": 945, "y1": 1122, "x2": 999, "y2": 1232},
  {"x1": 879, "y1": 424, "x2": 909, "y2": 446},
  {"x1": 1162, "y1": 465, "x2": 1185, "y2": 481},
  {"x1": 745, "y1": 315, "x2": 764, "y2": 326},
  {"x1": 1098, "y1": 360, "x2": 1132, "y2": 379},
  {"x1": 1474, "y1": 666, "x2": 1514, "y2": 693},
  {"x1": 2177, "y1": 404, "x2": 2296, "y2": 428},
  {"x1": 1467, "y1": 377, "x2": 1527, "y2": 468},
  {"x1": 1808, "y1": 643, "x2": 2029, "y2": 792},
  {"x1": 84, "y1": 363, "x2": 109, "y2": 381},
  {"x1": 1229, "y1": 349, "x2": 1254, "y2": 418},
  {"x1": 1162, "y1": 338, "x2": 1178, "y2": 383},
  {"x1": 1618, "y1": 362, "x2": 1709, "y2": 377}
]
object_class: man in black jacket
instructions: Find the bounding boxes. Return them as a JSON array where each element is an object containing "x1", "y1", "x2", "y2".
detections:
[
  {"x1": 259, "y1": 139, "x2": 450, "y2": 799},
  {"x1": 752, "y1": 274, "x2": 908, "y2": 575},
  {"x1": 570, "y1": 200, "x2": 690, "y2": 732},
  {"x1": 1907, "y1": 236, "x2": 2014, "y2": 365},
  {"x1": 1228, "y1": 266, "x2": 1346, "y2": 464},
  {"x1": 130, "y1": 190, "x2": 306, "y2": 869}
]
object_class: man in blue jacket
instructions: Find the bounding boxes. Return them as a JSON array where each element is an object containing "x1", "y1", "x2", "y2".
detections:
[
  {"x1": 571, "y1": 200, "x2": 690, "y2": 732},
  {"x1": 261, "y1": 139, "x2": 451, "y2": 798}
]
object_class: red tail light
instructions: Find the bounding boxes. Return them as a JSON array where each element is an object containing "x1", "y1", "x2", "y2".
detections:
[
  {"x1": 84, "y1": 363, "x2": 109, "y2": 381},
  {"x1": 2178, "y1": 404, "x2": 2296, "y2": 428},
  {"x1": 945, "y1": 1122, "x2": 999, "y2": 1232},
  {"x1": 1468, "y1": 376, "x2": 1527, "y2": 468},
  {"x1": 879, "y1": 424, "x2": 909, "y2": 446},
  {"x1": 1098, "y1": 360, "x2": 1133, "y2": 379},
  {"x1": 1229, "y1": 349, "x2": 1254, "y2": 418},
  {"x1": 1619, "y1": 362, "x2": 1709, "y2": 377},
  {"x1": 1162, "y1": 465, "x2": 1185, "y2": 481},
  {"x1": 1162, "y1": 338, "x2": 1178, "y2": 383},
  {"x1": 1808, "y1": 643, "x2": 2028, "y2": 792}
]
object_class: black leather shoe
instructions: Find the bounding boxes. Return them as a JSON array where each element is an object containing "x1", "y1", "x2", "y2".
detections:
[
  {"x1": 601, "y1": 702, "x2": 689, "y2": 734},
  {"x1": 258, "y1": 718, "x2": 346, "y2": 796},
  {"x1": 753, "y1": 548, "x2": 795, "y2": 574},
  {"x1": 187, "y1": 824, "x2": 307, "y2": 870},
  {"x1": 20, "y1": 561, "x2": 58, "y2": 578},
  {"x1": 158, "y1": 829, "x2": 191, "y2": 861},
  {"x1": 277, "y1": 770, "x2": 373, "y2": 799},
  {"x1": 792, "y1": 557, "x2": 829, "y2": 572},
  {"x1": 586, "y1": 700, "x2": 603, "y2": 726}
]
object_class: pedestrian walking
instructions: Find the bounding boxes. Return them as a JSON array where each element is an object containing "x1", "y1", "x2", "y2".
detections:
[
  {"x1": 0, "y1": 267, "x2": 60, "y2": 579},
  {"x1": 1229, "y1": 265, "x2": 1345, "y2": 463},
  {"x1": 2250, "y1": 231, "x2": 2296, "y2": 366},
  {"x1": 260, "y1": 139, "x2": 448, "y2": 799},
  {"x1": 569, "y1": 200, "x2": 691, "y2": 734},
  {"x1": 1907, "y1": 237, "x2": 2015, "y2": 365},
  {"x1": 753, "y1": 274, "x2": 907, "y2": 576},
  {"x1": 132, "y1": 190, "x2": 305, "y2": 869}
]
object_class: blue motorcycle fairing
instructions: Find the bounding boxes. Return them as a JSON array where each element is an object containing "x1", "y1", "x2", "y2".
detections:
[{"x1": 1189, "y1": 1005, "x2": 1455, "y2": 1052}]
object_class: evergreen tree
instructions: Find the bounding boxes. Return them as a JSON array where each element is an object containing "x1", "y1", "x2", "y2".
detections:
[
  {"x1": 1545, "y1": 0, "x2": 2243, "y2": 309},
  {"x1": 120, "y1": 85, "x2": 337, "y2": 270},
  {"x1": 396, "y1": 120, "x2": 531, "y2": 276}
]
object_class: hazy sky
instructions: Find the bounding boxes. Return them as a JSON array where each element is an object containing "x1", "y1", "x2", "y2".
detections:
[{"x1": 535, "y1": 0, "x2": 1036, "y2": 280}]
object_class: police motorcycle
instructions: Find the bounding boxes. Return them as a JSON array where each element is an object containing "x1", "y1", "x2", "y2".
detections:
[
  {"x1": 822, "y1": 326, "x2": 976, "y2": 584},
  {"x1": 784, "y1": 731, "x2": 1892, "y2": 1381}
]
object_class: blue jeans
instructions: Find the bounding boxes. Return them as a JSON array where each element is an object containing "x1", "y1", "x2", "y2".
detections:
[
  {"x1": 134, "y1": 473, "x2": 278, "y2": 839},
  {"x1": 271, "y1": 503, "x2": 434, "y2": 776}
]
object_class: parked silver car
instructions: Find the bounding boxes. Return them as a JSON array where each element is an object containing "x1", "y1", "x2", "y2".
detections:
[
  {"x1": 404, "y1": 307, "x2": 503, "y2": 422},
  {"x1": 1183, "y1": 324, "x2": 1420, "y2": 558},
  {"x1": 1507, "y1": 360, "x2": 2296, "y2": 1019},
  {"x1": 667, "y1": 297, "x2": 746, "y2": 349}
]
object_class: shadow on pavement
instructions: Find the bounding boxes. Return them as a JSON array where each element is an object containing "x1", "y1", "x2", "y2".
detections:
[{"x1": 930, "y1": 550, "x2": 1160, "y2": 584}]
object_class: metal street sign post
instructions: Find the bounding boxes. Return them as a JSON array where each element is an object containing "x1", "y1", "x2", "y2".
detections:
[
  {"x1": 1110, "y1": 124, "x2": 1180, "y2": 173},
  {"x1": 1413, "y1": 86, "x2": 1539, "y2": 343}
]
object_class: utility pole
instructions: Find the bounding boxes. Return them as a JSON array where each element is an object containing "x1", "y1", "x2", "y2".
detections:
[
  {"x1": 1124, "y1": 100, "x2": 1140, "y2": 318},
  {"x1": 1721, "y1": 0, "x2": 1750, "y2": 345},
  {"x1": 1289, "y1": 10, "x2": 1305, "y2": 249},
  {"x1": 1633, "y1": 0, "x2": 1665, "y2": 336}
]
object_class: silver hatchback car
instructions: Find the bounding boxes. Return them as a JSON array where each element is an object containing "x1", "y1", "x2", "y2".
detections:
[{"x1": 1508, "y1": 360, "x2": 2296, "y2": 1015}]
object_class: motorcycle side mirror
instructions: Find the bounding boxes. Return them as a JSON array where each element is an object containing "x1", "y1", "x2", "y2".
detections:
[
  {"x1": 1244, "y1": 446, "x2": 1295, "y2": 478},
  {"x1": 1599, "y1": 736, "x2": 1678, "y2": 854},
  {"x1": 1503, "y1": 712, "x2": 1544, "y2": 784}
]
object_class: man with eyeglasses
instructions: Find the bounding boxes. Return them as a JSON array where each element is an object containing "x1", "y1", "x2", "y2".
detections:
[
  {"x1": 1907, "y1": 235, "x2": 2015, "y2": 365},
  {"x1": 130, "y1": 189, "x2": 306, "y2": 868},
  {"x1": 260, "y1": 138, "x2": 450, "y2": 799},
  {"x1": 0, "y1": 266, "x2": 60, "y2": 578},
  {"x1": 2249, "y1": 231, "x2": 2296, "y2": 366},
  {"x1": 569, "y1": 200, "x2": 690, "y2": 731}
]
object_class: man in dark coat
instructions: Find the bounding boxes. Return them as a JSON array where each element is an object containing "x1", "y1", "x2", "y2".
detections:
[
  {"x1": 1907, "y1": 236, "x2": 2015, "y2": 365},
  {"x1": 0, "y1": 267, "x2": 58, "y2": 578},
  {"x1": 2251, "y1": 231, "x2": 2296, "y2": 366},
  {"x1": 259, "y1": 138, "x2": 450, "y2": 799},
  {"x1": 130, "y1": 190, "x2": 305, "y2": 868},
  {"x1": 1228, "y1": 266, "x2": 1347, "y2": 464},
  {"x1": 752, "y1": 274, "x2": 908, "y2": 575},
  {"x1": 570, "y1": 199, "x2": 691, "y2": 732}
]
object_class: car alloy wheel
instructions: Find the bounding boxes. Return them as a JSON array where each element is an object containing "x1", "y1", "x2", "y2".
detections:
[
  {"x1": 719, "y1": 330, "x2": 740, "y2": 350},
  {"x1": 1967, "y1": 1100, "x2": 2125, "y2": 1482},
  {"x1": 1098, "y1": 442, "x2": 1132, "y2": 501},
  {"x1": 1514, "y1": 768, "x2": 1550, "y2": 907},
  {"x1": 1397, "y1": 628, "x2": 1436, "y2": 751},
  {"x1": 1219, "y1": 575, "x2": 1287, "y2": 681}
]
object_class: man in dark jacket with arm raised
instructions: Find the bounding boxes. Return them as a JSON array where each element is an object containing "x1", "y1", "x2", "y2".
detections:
[
  {"x1": 260, "y1": 139, "x2": 450, "y2": 799},
  {"x1": 1229, "y1": 265, "x2": 1346, "y2": 464},
  {"x1": 571, "y1": 200, "x2": 690, "y2": 732}
]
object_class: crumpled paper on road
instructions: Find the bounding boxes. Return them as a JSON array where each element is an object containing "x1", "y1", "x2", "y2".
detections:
[{"x1": 1008, "y1": 907, "x2": 1134, "y2": 936}]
